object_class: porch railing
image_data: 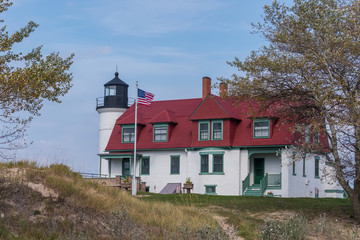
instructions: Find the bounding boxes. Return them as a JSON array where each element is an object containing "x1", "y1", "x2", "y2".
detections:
[
  {"x1": 242, "y1": 173, "x2": 250, "y2": 194},
  {"x1": 260, "y1": 173, "x2": 281, "y2": 196},
  {"x1": 80, "y1": 172, "x2": 108, "y2": 178},
  {"x1": 267, "y1": 173, "x2": 281, "y2": 187}
]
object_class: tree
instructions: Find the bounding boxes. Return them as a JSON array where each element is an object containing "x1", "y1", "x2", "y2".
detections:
[
  {"x1": 221, "y1": 0, "x2": 360, "y2": 219},
  {"x1": 0, "y1": 0, "x2": 74, "y2": 159}
]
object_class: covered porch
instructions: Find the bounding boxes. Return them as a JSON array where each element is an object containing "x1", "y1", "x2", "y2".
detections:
[
  {"x1": 242, "y1": 148, "x2": 282, "y2": 196},
  {"x1": 97, "y1": 152, "x2": 146, "y2": 191},
  {"x1": 98, "y1": 152, "x2": 142, "y2": 178}
]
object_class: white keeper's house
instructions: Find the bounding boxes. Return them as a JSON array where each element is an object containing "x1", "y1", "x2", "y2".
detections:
[{"x1": 96, "y1": 72, "x2": 345, "y2": 198}]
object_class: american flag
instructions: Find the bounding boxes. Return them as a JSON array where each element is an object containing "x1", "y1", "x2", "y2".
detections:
[{"x1": 138, "y1": 89, "x2": 155, "y2": 106}]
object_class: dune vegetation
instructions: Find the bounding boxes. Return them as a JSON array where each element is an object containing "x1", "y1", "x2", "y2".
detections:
[
  {"x1": 0, "y1": 161, "x2": 225, "y2": 239},
  {"x1": 1, "y1": 161, "x2": 359, "y2": 240}
]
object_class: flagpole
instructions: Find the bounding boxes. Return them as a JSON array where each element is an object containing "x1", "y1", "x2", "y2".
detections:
[{"x1": 132, "y1": 81, "x2": 138, "y2": 196}]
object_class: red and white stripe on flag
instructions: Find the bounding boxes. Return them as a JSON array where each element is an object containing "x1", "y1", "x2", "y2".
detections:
[{"x1": 138, "y1": 89, "x2": 155, "y2": 106}]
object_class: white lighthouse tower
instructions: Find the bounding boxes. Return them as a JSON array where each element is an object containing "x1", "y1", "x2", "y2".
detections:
[{"x1": 96, "y1": 72, "x2": 129, "y2": 177}]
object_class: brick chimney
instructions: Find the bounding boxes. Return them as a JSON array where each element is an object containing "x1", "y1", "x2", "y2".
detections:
[
  {"x1": 219, "y1": 82, "x2": 228, "y2": 98},
  {"x1": 202, "y1": 76, "x2": 211, "y2": 100}
]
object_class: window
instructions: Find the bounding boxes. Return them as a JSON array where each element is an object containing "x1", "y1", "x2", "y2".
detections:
[
  {"x1": 305, "y1": 124, "x2": 310, "y2": 143},
  {"x1": 253, "y1": 119, "x2": 270, "y2": 138},
  {"x1": 205, "y1": 185, "x2": 217, "y2": 194},
  {"x1": 303, "y1": 154, "x2": 306, "y2": 177},
  {"x1": 199, "y1": 151, "x2": 224, "y2": 175},
  {"x1": 292, "y1": 153, "x2": 296, "y2": 176},
  {"x1": 296, "y1": 123, "x2": 302, "y2": 132},
  {"x1": 313, "y1": 131, "x2": 319, "y2": 144},
  {"x1": 105, "y1": 86, "x2": 116, "y2": 96},
  {"x1": 292, "y1": 161, "x2": 296, "y2": 176},
  {"x1": 154, "y1": 124, "x2": 167, "y2": 142},
  {"x1": 201, "y1": 154, "x2": 209, "y2": 173},
  {"x1": 198, "y1": 120, "x2": 223, "y2": 141},
  {"x1": 213, "y1": 154, "x2": 224, "y2": 173},
  {"x1": 122, "y1": 125, "x2": 135, "y2": 143},
  {"x1": 212, "y1": 120, "x2": 223, "y2": 140},
  {"x1": 170, "y1": 155, "x2": 180, "y2": 174},
  {"x1": 141, "y1": 157, "x2": 150, "y2": 175},
  {"x1": 315, "y1": 156, "x2": 320, "y2": 178},
  {"x1": 199, "y1": 121, "x2": 210, "y2": 140}
]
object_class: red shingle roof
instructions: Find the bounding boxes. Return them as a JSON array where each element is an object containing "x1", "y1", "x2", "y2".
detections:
[
  {"x1": 148, "y1": 109, "x2": 177, "y2": 124},
  {"x1": 105, "y1": 94, "x2": 310, "y2": 151},
  {"x1": 189, "y1": 95, "x2": 240, "y2": 120}
]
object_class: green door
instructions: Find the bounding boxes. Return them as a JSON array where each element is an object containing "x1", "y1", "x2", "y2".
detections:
[
  {"x1": 122, "y1": 158, "x2": 130, "y2": 177},
  {"x1": 254, "y1": 158, "x2": 265, "y2": 184}
]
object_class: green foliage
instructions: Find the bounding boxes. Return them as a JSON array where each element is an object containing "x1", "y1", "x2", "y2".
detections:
[
  {"x1": 222, "y1": 0, "x2": 360, "y2": 219},
  {"x1": 140, "y1": 193, "x2": 353, "y2": 239},
  {"x1": 0, "y1": 0, "x2": 74, "y2": 158}
]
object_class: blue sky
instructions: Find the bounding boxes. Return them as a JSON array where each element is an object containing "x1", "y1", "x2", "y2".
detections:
[{"x1": 4, "y1": 0, "x2": 280, "y2": 173}]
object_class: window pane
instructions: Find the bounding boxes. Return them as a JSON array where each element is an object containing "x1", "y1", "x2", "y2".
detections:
[
  {"x1": 314, "y1": 131, "x2": 319, "y2": 144},
  {"x1": 303, "y1": 155, "x2": 306, "y2": 176},
  {"x1": 171, "y1": 156, "x2": 179, "y2": 174},
  {"x1": 213, "y1": 154, "x2": 223, "y2": 172},
  {"x1": 142, "y1": 158, "x2": 150, "y2": 174},
  {"x1": 201, "y1": 155, "x2": 209, "y2": 172},
  {"x1": 200, "y1": 123, "x2": 209, "y2": 140},
  {"x1": 293, "y1": 162, "x2": 296, "y2": 175},
  {"x1": 305, "y1": 124, "x2": 310, "y2": 143},
  {"x1": 154, "y1": 126, "x2": 167, "y2": 141},
  {"x1": 206, "y1": 186, "x2": 216, "y2": 194},
  {"x1": 315, "y1": 157, "x2": 319, "y2": 177},
  {"x1": 254, "y1": 121, "x2": 269, "y2": 137},
  {"x1": 105, "y1": 86, "x2": 116, "y2": 96},
  {"x1": 213, "y1": 122, "x2": 222, "y2": 139},
  {"x1": 123, "y1": 127, "x2": 135, "y2": 142},
  {"x1": 109, "y1": 86, "x2": 116, "y2": 96}
]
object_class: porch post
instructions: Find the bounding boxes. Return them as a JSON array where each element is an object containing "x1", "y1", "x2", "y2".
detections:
[
  {"x1": 108, "y1": 159, "x2": 112, "y2": 178},
  {"x1": 240, "y1": 149, "x2": 250, "y2": 194}
]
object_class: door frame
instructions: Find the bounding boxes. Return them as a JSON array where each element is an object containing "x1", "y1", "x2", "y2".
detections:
[
  {"x1": 122, "y1": 158, "x2": 131, "y2": 177},
  {"x1": 253, "y1": 158, "x2": 265, "y2": 184}
]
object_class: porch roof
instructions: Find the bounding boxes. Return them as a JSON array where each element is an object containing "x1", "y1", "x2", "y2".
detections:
[
  {"x1": 98, "y1": 152, "x2": 142, "y2": 159},
  {"x1": 247, "y1": 147, "x2": 283, "y2": 158}
]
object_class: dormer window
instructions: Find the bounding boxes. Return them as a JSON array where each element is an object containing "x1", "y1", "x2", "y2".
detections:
[
  {"x1": 153, "y1": 124, "x2": 167, "y2": 142},
  {"x1": 199, "y1": 121, "x2": 210, "y2": 141},
  {"x1": 122, "y1": 125, "x2": 135, "y2": 143},
  {"x1": 253, "y1": 119, "x2": 270, "y2": 138},
  {"x1": 212, "y1": 120, "x2": 223, "y2": 140},
  {"x1": 198, "y1": 120, "x2": 223, "y2": 141},
  {"x1": 105, "y1": 86, "x2": 116, "y2": 96}
]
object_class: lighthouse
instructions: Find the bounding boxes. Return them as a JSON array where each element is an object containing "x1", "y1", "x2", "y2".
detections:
[{"x1": 96, "y1": 72, "x2": 129, "y2": 177}]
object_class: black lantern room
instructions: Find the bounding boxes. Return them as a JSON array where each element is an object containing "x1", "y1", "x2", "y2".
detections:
[{"x1": 96, "y1": 72, "x2": 129, "y2": 110}]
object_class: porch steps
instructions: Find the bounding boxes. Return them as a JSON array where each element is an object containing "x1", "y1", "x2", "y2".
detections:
[{"x1": 244, "y1": 184, "x2": 262, "y2": 196}]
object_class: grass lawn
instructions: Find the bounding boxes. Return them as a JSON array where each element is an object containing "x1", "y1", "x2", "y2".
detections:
[{"x1": 139, "y1": 193, "x2": 353, "y2": 239}]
